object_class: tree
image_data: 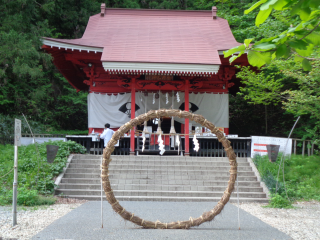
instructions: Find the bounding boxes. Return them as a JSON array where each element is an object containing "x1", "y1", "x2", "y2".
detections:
[{"x1": 224, "y1": 0, "x2": 320, "y2": 71}]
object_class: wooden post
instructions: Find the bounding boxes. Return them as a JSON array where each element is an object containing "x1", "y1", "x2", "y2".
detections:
[
  {"x1": 302, "y1": 140, "x2": 305, "y2": 157},
  {"x1": 185, "y1": 80, "x2": 190, "y2": 156},
  {"x1": 308, "y1": 141, "x2": 311, "y2": 156},
  {"x1": 311, "y1": 143, "x2": 314, "y2": 156},
  {"x1": 130, "y1": 78, "x2": 136, "y2": 155},
  {"x1": 294, "y1": 139, "x2": 297, "y2": 155}
]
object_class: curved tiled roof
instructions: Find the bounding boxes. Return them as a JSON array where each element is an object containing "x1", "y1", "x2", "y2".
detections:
[{"x1": 43, "y1": 8, "x2": 241, "y2": 66}]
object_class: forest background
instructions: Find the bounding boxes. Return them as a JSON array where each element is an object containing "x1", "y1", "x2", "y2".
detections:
[{"x1": 0, "y1": 0, "x2": 319, "y2": 148}]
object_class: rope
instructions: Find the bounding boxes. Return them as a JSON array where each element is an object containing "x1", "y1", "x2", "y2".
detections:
[
  {"x1": 111, "y1": 201, "x2": 119, "y2": 206},
  {"x1": 0, "y1": 168, "x2": 14, "y2": 179},
  {"x1": 101, "y1": 156, "x2": 103, "y2": 229},
  {"x1": 155, "y1": 220, "x2": 160, "y2": 228},
  {"x1": 189, "y1": 217, "x2": 194, "y2": 225},
  {"x1": 237, "y1": 174, "x2": 241, "y2": 230}
]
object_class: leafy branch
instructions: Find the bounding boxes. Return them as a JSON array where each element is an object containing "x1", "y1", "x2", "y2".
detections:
[{"x1": 224, "y1": 0, "x2": 320, "y2": 71}]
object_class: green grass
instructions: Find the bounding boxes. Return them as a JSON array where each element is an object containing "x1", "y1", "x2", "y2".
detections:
[
  {"x1": 0, "y1": 140, "x2": 86, "y2": 206},
  {"x1": 253, "y1": 154, "x2": 320, "y2": 208}
]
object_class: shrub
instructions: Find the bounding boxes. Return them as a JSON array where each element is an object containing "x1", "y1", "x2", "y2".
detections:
[{"x1": 265, "y1": 193, "x2": 293, "y2": 209}]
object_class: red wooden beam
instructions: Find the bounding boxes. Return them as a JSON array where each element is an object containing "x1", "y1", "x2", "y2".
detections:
[
  {"x1": 130, "y1": 78, "x2": 136, "y2": 155},
  {"x1": 185, "y1": 80, "x2": 190, "y2": 156}
]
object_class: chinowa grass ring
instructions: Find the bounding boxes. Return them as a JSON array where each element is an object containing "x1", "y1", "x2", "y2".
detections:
[{"x1": 101, "y1": 109, "x2": 237, "y2": 229}]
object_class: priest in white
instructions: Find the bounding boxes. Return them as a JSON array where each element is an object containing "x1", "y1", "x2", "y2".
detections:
[{"x1": 100, "y1": 123, "x2": 115, "y2": 147}]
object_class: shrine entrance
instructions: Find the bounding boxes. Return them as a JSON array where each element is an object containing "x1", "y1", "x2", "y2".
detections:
[{"x1": 42, "y1": 6, "x2": 250, "y2": 156}]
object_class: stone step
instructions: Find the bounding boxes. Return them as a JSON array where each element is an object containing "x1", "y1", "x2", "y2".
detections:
[
  {"x1": 72, "y1": 155, "x2": 249, "y2": 161},
  {"x1": 63, "y1": 173, "x2": 258, "y2": 181},
  {"x1": 60, "y1": 178, "x2": 262, "y2": 187},
  {"x1": 66, "y1": 167, "x2": 254, "y2": 175},
  {"x1": 71, "y1": 158, "x2": 249, "y2": 164},
  {"x1": 58, "y1": 183, "x2": 264, "y2": 192},
  {"x1": 61, "y1": 195, "x2": 269, "y2": 203},
  {"x1": 69, "y1": 162, "x2": 251, "y2": 168},
  {"x1": 55, "y1": 189, "x2": 267, "y2": 198},
  {"x1": 57, "y1": 155, "x2": 268, "y2": 203},
  {"x1": 63, "y1": 172, "x2": 257, "y2": 179}
]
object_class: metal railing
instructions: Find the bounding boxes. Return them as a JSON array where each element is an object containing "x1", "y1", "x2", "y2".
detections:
[
  {"x1": 66, "y1": 136, "x2": 131, "y2": 155},
  {"x1": 12, "y1": 134, "x2": 308, "y2": 157},
  {"x1": 189, "y1": 137, "x2": 251, "y2": 157},
  {"x1": 136, "y1": 134, "x2": 182, "y2": 154}
]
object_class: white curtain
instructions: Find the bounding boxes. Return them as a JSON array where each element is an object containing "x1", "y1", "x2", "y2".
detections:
[{"x1": 88, "y1": 92, "x2": 229, "y2": 128}]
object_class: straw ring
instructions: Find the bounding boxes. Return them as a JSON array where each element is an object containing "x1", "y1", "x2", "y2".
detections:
[{"x1": 102, "y1": 109, "x2": 237, "y2": 229}]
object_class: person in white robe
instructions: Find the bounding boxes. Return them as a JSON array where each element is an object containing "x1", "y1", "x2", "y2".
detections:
[{"x1": 100, "y1": 123, "x2": 115, "y2": 147}]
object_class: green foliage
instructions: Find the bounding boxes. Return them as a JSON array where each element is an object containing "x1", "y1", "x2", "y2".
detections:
[
  {"x1": 0, "y1": 0, "x2": 93, "y2": 131},
  {"x1": 266, "y1": 193, "x2": 293, "y2": 208},
  {"x1": 253, "y1": 154, "x2": 320, "y2": 208},
  {"x1": 0, "y1": 186, "x2": 56, "y2": 206},
  {"x1": 0, "y1": 141, "x2": 86, "y2": 206},
  {"x1": 236, "y1": 65, "x2": 285, "y2": 105},
  {"x1": 229, "y1": 94, "x2": 296, "y2": 137},
  {"x1": 224, "y1": 0, "x2": 320, "y2": 69},
  {"x1": 0, "y1": 114, "x2": 49, "y2": 139},
  {"x1": 235, "y1": 56, "x2": 320, "y2": 145}
]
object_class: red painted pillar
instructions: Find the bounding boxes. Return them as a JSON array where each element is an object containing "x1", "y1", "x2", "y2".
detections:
[
  {"x1": 185, "y1": 80, "x2": 190, "y2": 156},
  {"x1": 130, "y1": 78, "x2": 136, "y2": 155}
]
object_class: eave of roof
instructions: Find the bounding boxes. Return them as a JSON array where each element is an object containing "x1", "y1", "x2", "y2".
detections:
[{"x1": 42, "y1": 7, "x2": 242, "y2": 75}]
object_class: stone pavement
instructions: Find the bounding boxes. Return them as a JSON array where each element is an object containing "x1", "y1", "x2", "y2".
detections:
[{"x1": 32, "y1": 201, "x2": 292, "y2": 240}]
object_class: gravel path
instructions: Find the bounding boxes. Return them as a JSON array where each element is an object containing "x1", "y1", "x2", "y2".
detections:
[
  {"x1": 0, "y1": 198, "x2": 86, "y2": 240},
  {"x1": 234, "y1": 200, "x2": 320, "y2": 240},
  {"x1": 1, "y1": 200, "x2": 319, "y2": 240}
]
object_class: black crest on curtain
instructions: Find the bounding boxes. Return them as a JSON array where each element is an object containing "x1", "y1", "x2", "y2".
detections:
[
  {"x1": 119, "y1": 102, "x2": 140, "y2": 118},
  {"x1": 179, "y1": 102, "x2": 199, "y2": 113}
]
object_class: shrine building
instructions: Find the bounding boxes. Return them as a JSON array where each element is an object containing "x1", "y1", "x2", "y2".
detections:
[{"x1": 42, "y1": 5, "x2": 249, "y2": 156}]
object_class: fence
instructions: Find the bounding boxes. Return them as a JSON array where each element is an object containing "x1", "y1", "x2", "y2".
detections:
[
  {"x1": 292, "y1": 138, "x2": 315, "y2": 156},
  {"x1": 189, "y1": 137, "x2": 251, "y2": 157},
  {"x1": 66, "y1": 135, "x2": 131, "y2": 155},
  {"x1": 1, "y1": 134, "x2": 316, "y2": 157}
]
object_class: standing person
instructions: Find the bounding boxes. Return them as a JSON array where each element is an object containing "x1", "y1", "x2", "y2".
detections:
[{"x1": 100, "y1": 123, "x2": 114, "y2": 147}]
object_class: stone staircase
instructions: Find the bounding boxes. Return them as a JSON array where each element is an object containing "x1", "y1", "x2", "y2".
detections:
[{"x1": 55, "y1": 155, "x2": 269, "y2": 203}]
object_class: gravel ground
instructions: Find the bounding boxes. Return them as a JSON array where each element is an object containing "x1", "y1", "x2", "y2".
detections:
[
  {"x1": 1, "y1": 199, "x2": 319, "y2": 240},
  {"x1": 0, "y1": 198, "x2": 87, "y2": 240},
  {"x1": 234, "y1": 200, "x2": 320, "y2": 240}
]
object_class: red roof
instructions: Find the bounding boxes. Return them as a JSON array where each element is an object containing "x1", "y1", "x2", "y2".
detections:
[{"x1": 44, "y1": 8, "x2": 241, "y2": 66}]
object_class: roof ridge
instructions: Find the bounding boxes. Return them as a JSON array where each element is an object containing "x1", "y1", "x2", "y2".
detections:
[{"x1": 103, "y1": 8, "x2": 212, "y2": 17}]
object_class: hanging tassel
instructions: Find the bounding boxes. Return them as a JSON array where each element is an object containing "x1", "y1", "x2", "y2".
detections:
[
  {"x1": 158, "y1": 133, "x2": 165, "y2": 155},
  {"x1": 142, "y1": 121, "x2": 148, "y2": 152},
  {"x1": 142, "y1": 131, "x2": 146, "y2": 152},
  {"x1": 156, "y1": 125, "x2": 162, "y2": 134},
  {"x1": 169, "y1": 117, "x2": 176, "y2": 134},
  {"x1": 176, "y1": 135, "x2": 180, "y2": 155},
  {"x1": 193, "y1": 134, "x2": 199, "y2": 152}
]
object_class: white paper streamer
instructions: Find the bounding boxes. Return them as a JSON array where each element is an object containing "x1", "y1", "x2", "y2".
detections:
[
  {"x1": 176, "y1": 135, "x2": 180, "y2": 155},
  {"x1": 142, "y1": 132, "x2": 146, "y2": 152},
  {"x1": 166, "y1": 92, "x2": 169, "y2": 104},
  {"x1": 142, "y1": 122, "x2": 148, "y2": 152},
  {"x1": 176, "y1": 92, "x2": 180, "y2": 102},
  {"x1": 153, "y1": 93, "x2": 155, "y2": 104},
  {"x1": 193, "y1": 134, "x2": 199, "y2": 152},
  {"x1": 158, "y1": 134, "x2": 165, "y2": 155}
]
